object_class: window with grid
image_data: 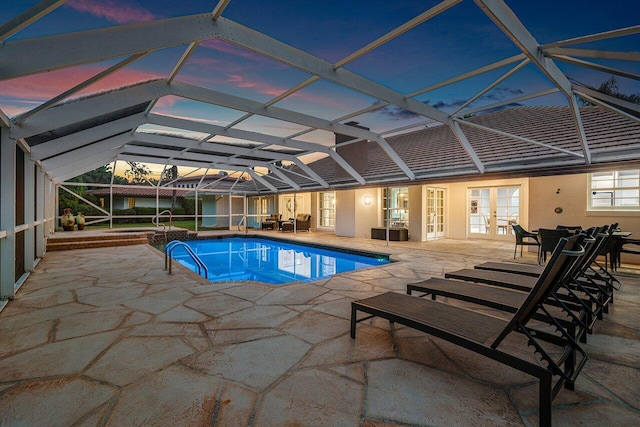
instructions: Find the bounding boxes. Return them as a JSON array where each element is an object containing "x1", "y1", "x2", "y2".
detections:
[
  {"x1": 383, "y1": 187, "x2": 409, "y2": 228},
  {"x1": 127, "y1": 197, "x2": 135, "y2": 209},
  {"x1": 589, "y1": 170, "x2": 640, "y2": 210},
  {"x1": 318, "y1": 192, "x2": 335, "y2": 227}
]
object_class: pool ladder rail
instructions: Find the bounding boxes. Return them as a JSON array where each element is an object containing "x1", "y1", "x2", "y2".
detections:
[{"x1": 164, "y1": 241, "x2": 208, "y2": 279}]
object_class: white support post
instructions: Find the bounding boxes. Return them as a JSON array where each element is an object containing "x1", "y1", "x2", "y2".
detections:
[
  {"x1": 36, "y1": 167, "x2": 46, "y2": 258},
  {"x1": 24, "y1": 154, "x2": 35, "y2": 272},
  {"x1": 195, "y1": 188, "x2": 199, "y2": 232},
  {"x1": 228, "y1": 192, "x2": 232, "y2": 231},
  {"x1": 55, "y1": 183, "x2": 59, "y2": 232},
  {"x1": 0, "y1": 128, "x2": 16, "y2": 299},
  {"x1": 46, "y1": 178, "x2": 55, "y2": 234}
]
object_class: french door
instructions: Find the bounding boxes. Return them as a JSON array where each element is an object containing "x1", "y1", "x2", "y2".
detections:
[
  {"x1": 426, "y1": 187, "x2": 445, "y2": 240},
  {"x1": 468, "y1": 186, "x2": 520, "y2": 240}
]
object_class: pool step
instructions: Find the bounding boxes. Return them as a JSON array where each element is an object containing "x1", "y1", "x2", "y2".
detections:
[{"x1": 46, "y1": 232, "x2": 150, "y2": 251}]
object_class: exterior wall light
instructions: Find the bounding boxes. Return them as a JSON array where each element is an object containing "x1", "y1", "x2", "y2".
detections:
[{"x1": 364, "y1": 196, "x2": 371, "y2": 205}]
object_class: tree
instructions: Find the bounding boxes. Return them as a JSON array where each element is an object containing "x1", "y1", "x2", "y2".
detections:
[
  {"x1": 124, "y1": 162, "x2": 151, "y2": 184},
  {"x1": 57, "y1": 164, "x2": 126, "y2": 214},
  {"x1": 579, "y1": 76, "x2": 640, "y2": 108},
  {"x1": 161, "y1": 164, "x2": 179, "y2": 212}
]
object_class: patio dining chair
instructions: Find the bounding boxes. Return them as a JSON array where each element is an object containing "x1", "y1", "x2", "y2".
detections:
[
  {"x1": 512, "y1": 223, "x2": 540, "y2": 260},
  {"x1": 539, "y1": 228, "x2": 572, "y2": 263}
]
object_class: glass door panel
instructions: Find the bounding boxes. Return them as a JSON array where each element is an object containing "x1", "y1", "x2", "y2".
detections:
[
  {"x1": 496, "y1": 187, "x2": 520, "y2": 235},
  {"x1": 469, "y1": 186, "x2": 520, "y2": 240},
  {"x1": 426, "y1": 187, "x2": 445, "y2": 240},
  {"x1": 469, "y1": 188, "x2": 491, "y2": 235}
]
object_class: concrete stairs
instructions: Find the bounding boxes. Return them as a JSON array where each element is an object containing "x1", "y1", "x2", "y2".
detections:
[{"x1": 46, "y1": 232, "x2": 150, "y2": 251}]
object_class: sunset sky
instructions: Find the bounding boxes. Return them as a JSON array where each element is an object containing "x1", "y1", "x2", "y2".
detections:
[{"x1": 1, "y1": 0, "x2": 638, "y2": 178}]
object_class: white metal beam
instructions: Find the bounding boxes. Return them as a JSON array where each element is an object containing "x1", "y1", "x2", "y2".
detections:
[
  {"x1": 170, "y1": 81, "x2": 386, "y2": 143},
  {"x1": 30, "y1": 113, "x2": 146, "y2": 161},
  {"x1": 246, "y1": 169, "x2": 278, "y2": 193},
  {"x1": 544, "y1": 47, "x2": 640, "y2": 62},
  {"x1": 14, "y1": 53, "x2": 149, "y2": 125},
  {"x1": 266, "y1": 165, "x2": 301, "y2": 190},
  {"x1": 147, "y1": 113, "x2": 319, "y2": 156},
  {"x1": 549, "y1": 55, "x2": 640, "y2": 82},
  {"x1": 335, "y1": 0, "x2": 462, "y2": 68},
  {"x1": 117, "y1": 153, "x2": 250, "y2": 173},
  {"x1": 0, "y1": 109, "x2": 10, "y2": 128},
  {"x1": 49, "y1": 150, "x2": 121, "y2": 183},
  {"x1": 212, "y1": 0, "x2": 232, "y2": 19},
  {"x1": 573, "y1": 86, "x2": 640, "y2": 117},
  {"x1": 325, "y1": 150, "x2": 366, "y2": 185},
  {"x1": 211, "y1": 17, "x2": 451, "y2": 123},
  {"x1": 0, "y1": 128, "x2": 16, "y2": 299},
  {"x1": 540, "y1": 25, "x2": 640, "y2": 49},
  {"x1": 133, "y1": 131, "x2": 299, "y2": 162},
  {"x1": 407, "y1": 54, "x2": 525, "y2": 97},
  {"x1": 371, "y1": 137, "x2": 416, "y2": 180},
  {"x1": 474, "y1": 0, "x2": 573, "y2": 97},
  {"x1": 568, "y1": 95, "x2": 591, "y2": 164},
  {"x1": 41, "y1": 134, "x2": 129, "y2": 172},
  {"x1": 291, "y1": 159, "x2": 329, "y2": 188},
  {"x1": 574, "y1": 91, "x2": 640, "y2": 124},
  {"x1": 453, "y1": 118, "x2": 584, "y2": 158},
  {"x1": 123, "y1": 144, "x2": 278, "y2": 170},
  {"x1": 450, "y1": 59, "x2": 529, "y2": 116},
  {"x1": 58, "y1": 185, "x2": 109, "y2": 216},
  {"x1": 461, "y1": 88, "x2": 560, "y2": 116},
  {"x1": 449, "y1": 121, "x2": 485, "y2": 173},
  {"x1": 11, "y1": 79, "x2": 170, "y2": 140},
  {"x1": 0, "y1": 0, "x2": 67, "y2": 42},
  {"x1": 0, "y1": 14, "x2": 219, "y2": 80}
]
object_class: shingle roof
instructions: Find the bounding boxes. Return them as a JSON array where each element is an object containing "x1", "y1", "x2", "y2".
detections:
[
  {"x1": 248, "y1": 105, "x2": 640, "y2": 193},
  {"x1": 87, "y1": 187, "x2": 192, "y2": 198}
]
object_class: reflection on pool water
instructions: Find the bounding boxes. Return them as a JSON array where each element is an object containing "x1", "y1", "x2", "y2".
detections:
[{"x1": 169, "y1": 237, "x2": 390, "y2": 285}]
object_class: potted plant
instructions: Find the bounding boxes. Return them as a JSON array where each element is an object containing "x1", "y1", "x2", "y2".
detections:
[
  {"x1": 61, "y1": 208, "x2": 75, "y2": 231},
  {"x1": 76, "y1": 212, "x2": 85, "y2": 230}
]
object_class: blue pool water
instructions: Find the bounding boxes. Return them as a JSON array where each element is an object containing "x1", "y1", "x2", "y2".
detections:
[{"x1": 168, "y1": 237, "x2": 390, "y2": 285}]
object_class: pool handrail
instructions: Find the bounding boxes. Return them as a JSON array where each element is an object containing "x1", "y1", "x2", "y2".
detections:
[
  {"x1": 153, "y1": 209, "x2": 173, "y2": 230},
  {"x1": 165, "y1": 240, "x2": 209, "y2": 279}
]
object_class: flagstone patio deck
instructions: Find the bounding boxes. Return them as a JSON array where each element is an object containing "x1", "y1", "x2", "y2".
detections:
[{"x1": 1, "y1": 231, "x2": 638, "y2": 426}]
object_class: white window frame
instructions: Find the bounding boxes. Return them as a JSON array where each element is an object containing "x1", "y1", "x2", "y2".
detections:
[
  {"x1": 589, "y1": 169, "x2": 640, "y2": 211},
  {"x1": 318, "y1": 191, "x2": 335, "y2": 228},
  {"x1": 383, "y1": 187, "x2": 409, "y2": 228}
]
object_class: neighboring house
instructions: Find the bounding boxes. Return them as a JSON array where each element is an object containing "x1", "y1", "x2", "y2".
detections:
[{"x1": 87, "y1": 187, "x2": 191, "y2": 210}]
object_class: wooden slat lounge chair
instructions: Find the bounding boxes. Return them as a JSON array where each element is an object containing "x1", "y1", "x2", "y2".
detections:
[{"x1": 352, "y1": 236, "x2": 587, "y2": 426}]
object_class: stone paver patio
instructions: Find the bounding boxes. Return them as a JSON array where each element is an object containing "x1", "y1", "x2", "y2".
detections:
[{"x1": 0, "y1": 231, "x2": 638, "y2": 426}]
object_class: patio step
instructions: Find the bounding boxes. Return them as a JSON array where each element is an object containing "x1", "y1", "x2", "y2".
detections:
[{"x1": 46, "y1": 232, "x2": 150, "y2": 251}]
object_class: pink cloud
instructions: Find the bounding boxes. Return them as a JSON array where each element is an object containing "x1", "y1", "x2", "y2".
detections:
[
  {"x1": 153, "y1": 96, "x2": 179, "y2": 108},
  {"x1": 66, "y1": 0, "x2": 156, "y2": 24},
  {"x1": 226, "y1": 74, "x2": 285, "y2": 97},
  {"x1": 0, "y1": 65, "x2": 163, "y2": 104}
]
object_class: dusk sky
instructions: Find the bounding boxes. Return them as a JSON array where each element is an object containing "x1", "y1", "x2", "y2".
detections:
[{"x1": 1, "y1": 0, "x2": 638, "y2": 177}]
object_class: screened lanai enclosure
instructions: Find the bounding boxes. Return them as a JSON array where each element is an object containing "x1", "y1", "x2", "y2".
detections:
[{"x1": 1, "y1": 0, "x2": 640, "y2": 303}]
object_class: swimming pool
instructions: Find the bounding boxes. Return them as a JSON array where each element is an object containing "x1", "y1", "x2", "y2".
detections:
[{"x1": 167, "y1": 236, "x2": 390, "y2": 285}]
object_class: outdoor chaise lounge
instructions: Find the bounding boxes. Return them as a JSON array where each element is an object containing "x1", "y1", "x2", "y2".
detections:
[
  {"x1": 407, "y1": 231, "x2": 593, "y2": 341},
  {"x1": 351, "y1": 235, "x2": 587, "y2": 426},
  {"x1": 449, "y1": 226, "x2": 614, "y2": 324}
]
